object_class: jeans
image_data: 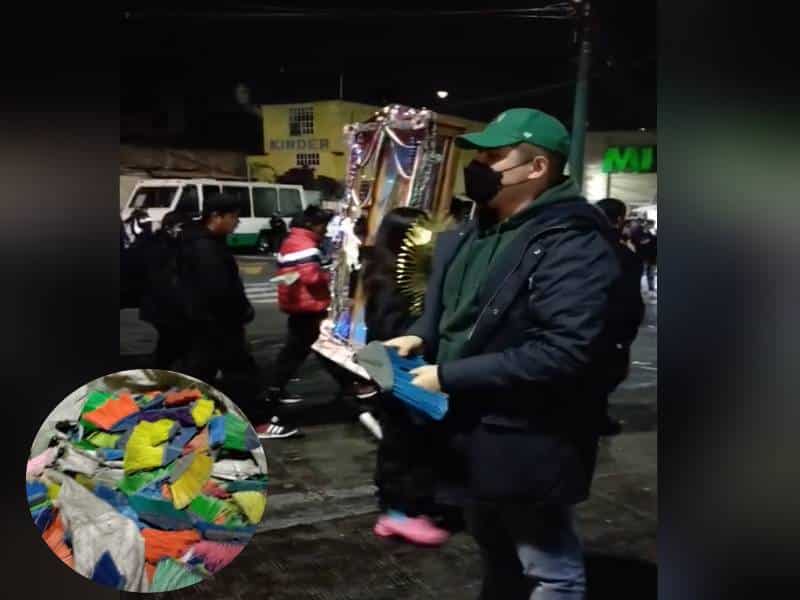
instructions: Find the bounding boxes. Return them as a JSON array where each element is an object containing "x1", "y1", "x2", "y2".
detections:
[{"x1": 466, "y1": 503, "x2": 586, "y2": 600}]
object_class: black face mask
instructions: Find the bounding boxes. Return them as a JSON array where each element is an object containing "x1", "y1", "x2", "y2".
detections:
[{"x1": 463, "y1": 159, "x2": 528, "y2": 205}]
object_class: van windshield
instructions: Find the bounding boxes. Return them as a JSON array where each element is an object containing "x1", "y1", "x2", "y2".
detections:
[{"x1": 130, "y1": 186, "x2": 178, "y2": 209}]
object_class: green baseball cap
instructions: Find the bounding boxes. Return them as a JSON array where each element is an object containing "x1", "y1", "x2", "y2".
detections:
[{"x1": 456, "y1": 108, "x2": 571, "y2": 157}]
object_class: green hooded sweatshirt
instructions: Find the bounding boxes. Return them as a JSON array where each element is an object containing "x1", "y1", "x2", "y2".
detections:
[{"x1": 436, "y1": 178, "x2": 581, "y2": 364}]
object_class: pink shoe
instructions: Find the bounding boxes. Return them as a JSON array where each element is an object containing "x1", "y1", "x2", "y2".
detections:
[
  {"x1": 373, "y1": 516, "x2": 394, "y2": 537},
  {"x1": 372, "y1": 514, "x2": 450, "y2": 546}
]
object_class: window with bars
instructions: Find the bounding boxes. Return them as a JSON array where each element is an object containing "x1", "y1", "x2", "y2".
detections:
[
  {"x1": 297, "y1": 153, "x2": 320, "y2": 167},
  {"x1": 289, "y1": 106, "x2": 314, "y2": 136}
]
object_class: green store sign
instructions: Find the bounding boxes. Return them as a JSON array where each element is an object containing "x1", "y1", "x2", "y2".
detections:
[{"x1": 602, "y1": 146, "x2": 657, "y2": 174}]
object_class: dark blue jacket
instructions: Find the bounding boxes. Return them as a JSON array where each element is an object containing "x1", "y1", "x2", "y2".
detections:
[{"x1": 407, "y1": 197, "x2": 621, "y2": 505}]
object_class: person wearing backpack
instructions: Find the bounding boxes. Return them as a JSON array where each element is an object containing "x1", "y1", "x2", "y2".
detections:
[
  {"x1": 595, "y1": 198, "x2": 646, "y2": 436},
  {"x1": 138, "y1": 210, "x2": 195, "y2": 369},
  {"x1": 120, "y1": 208, "x2": 156, "y2": 309},
  {"x1": 383, "y1": 109, "x2": 621, "y2": 599},
  {"x1": 161, "y1": 194, "x2": 298, "y2": 438},
  {"x1": 269, "y1": 214, "x2": 288, "y2": 255},
  {"x1": 637, "y1": 220, "x2": 657, "y2": 296}
]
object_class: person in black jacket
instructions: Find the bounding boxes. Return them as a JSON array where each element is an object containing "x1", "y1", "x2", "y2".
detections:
[
  {"x1": 385, "y1": 109, "x2": 620, "y2": 600},
  {"x1": 595, "y1": 198, "x2": 646, "y2": 436},
  {"x1": 635, "y1": 220, "x2": 657, "y2": 296},
  {"x1": 361, "y1": 207, "x2": 455, "y2": 545},
  {"x1": 173, "y1": 194, "x2": 294, "y2": 436},
  {"x1": 268, "y1": 214, "x2": 288, "y2": 255},
  {"x1": 120, "y1": 209, "x2": 156, "y2": 309},
  {"x1": 138, "y1": 210, "x2": 195, "y2": 369}
]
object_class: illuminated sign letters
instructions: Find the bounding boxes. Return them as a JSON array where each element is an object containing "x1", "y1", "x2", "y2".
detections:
[{"x1": 602, "y1": 146, "x2": 657, "y2": 173}]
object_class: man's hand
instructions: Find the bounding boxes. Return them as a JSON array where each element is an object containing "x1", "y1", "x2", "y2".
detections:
[
  {"x1": 410, "y1": 365, "x2": 442, "y2": 393},
  {"x1": 383, "y1": 335, "x2": 424, "y2": 357}
]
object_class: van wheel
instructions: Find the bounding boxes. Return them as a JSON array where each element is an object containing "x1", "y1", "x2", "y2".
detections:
[{"x1": 257, "y1": 231, "x2": 271, "y2": 254}]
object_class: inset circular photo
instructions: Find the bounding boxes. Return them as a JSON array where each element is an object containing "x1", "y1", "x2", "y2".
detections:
[{"x1": 25, "y1": 369, "x2": 268, "y2": 592}]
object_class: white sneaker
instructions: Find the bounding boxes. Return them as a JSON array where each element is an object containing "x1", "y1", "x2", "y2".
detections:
[
  {"x1": 266, "y1": 388, "x2": 305, "y2": 405},
  {"x1": 359, "y1": 411, "x2": 383, "y2": 440},
  {"x1": 277, "y1": 393, "x2": 305, "y2": 405},
  {"x1": 256, "y1": 416, "x2": 300, "y2": 439}
]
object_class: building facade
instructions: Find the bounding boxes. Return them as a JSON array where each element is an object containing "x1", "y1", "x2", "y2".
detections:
[
  {"x1": 247, "y1": 100, "x2": 484, "y2": 196},
  {"x1": 581, "y1": 130, "x2": 658, "y2": 209}
]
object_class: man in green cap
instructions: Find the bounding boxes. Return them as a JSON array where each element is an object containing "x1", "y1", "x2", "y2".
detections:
[{"x1": 385, "y1": 108, "x2": 623, "y2": 599}]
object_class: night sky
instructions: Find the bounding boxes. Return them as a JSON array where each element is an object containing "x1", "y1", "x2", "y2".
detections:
[{"x1": 121, "y1": 3, "x2": 655, "y2": 152}]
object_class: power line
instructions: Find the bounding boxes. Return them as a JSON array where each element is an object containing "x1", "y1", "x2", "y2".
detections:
[
  {"x1": 445, "y1": 55, "x2": 655, "y2": 109},
  {"x1": 124, "y1": 6, "x2": 577, "y2": 21}
]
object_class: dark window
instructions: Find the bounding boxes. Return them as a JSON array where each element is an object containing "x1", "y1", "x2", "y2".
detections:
[
  {"x1": 279, "y1": 188, "x2": 303, "y2": 217},
  {"x1": 289, "y1": 106, "x2": 314, "y2": 136},
  {"x1": 253, "y1": 187, "x2": 278, "y2": 217},
  {"x1": 175, "y1": 185, "x2": 199, "y2": 215},
  {"x1": 202, "y1": 185, "x2": 221, "y2": 206},
  {"x1": 296, "y1": 152, "x2": 320, "y2": 167},
  {"x1": 222, "y1": 185, "x2": 252, "y2": 217},
  {"x1": 129, "y1": 186, "x2": 178, "y2": 209}
]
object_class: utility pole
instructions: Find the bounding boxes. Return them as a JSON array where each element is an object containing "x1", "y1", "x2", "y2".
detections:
[{"x1": 569, "y1": 0, "x2": 592, "y2": 190}]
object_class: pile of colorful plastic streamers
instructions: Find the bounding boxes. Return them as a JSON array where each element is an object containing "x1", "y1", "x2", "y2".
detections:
[{"x1": 26, "y1": 386, "x2": 267, "y2": 592}]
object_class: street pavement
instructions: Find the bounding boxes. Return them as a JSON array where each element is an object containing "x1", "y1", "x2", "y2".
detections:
[
  {"x1": 245, "y1": 281, "x2": 278, "y2": 304},
  {"x1": 119, "y1": 254, "x2": 657, "y2": 599}
]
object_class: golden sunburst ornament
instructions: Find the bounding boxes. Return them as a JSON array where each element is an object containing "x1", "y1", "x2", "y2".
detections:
[{"x1": 396, "y1": 214, "x2": 455, "y2": 316}]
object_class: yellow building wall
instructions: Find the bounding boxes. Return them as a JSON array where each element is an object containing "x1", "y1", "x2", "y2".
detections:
[
  {"x1": 250, "y1": 100, "x2": 484, "y2": 196},
  {"x1": 452, "y1": 148, "x2": 477, "y2": 196}
]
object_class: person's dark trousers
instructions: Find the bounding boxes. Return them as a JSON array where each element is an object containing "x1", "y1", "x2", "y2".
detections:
[
  {"x1": 374, "y1": 391, "x2": 443, "y2": 517},
  {"x1": 270, "y1": 311, "x2": 333, "y2": 394},
  {"x1": 645, "y1": 262, "x2": 657, "y2": 292},
  {"x1": 176, "y1": 325, "x2": 268, "y2": 424},
  {"x1": 270, "y1": 229, "x2": 287, "y2": 254},
  {"x1": 599, "y1": 350, "x2": 628, "y2": 436},
  {"x1": 310, "y1": 353, "x2": 352, "y2": 386},
  {"x1": 466, "y1": 502, "x2": 586, "y2": 600},
  {"x1": 152, "y1": 324, "x2": 190, "y2": 370}
]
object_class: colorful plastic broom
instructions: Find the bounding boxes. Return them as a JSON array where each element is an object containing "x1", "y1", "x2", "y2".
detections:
[
  {"x1": 190, "y1": 398, "x2": 215, "y2": 427},
  {"x1": 169, "y1": 452, "x2": 213, "y2": 509},
  {"x1": 149, "y1": 558, "x2": 204, "y2": 592},
  {"x1": 141, "y1": 528, "x2": 201, "y2": 563},
  {"x1": 165, "y1": 389, "x2": 202, "y2": 407},
  {"x1": 127, "y1": 491, "x2": 194, "y2": 530},
  {"x1": 117, "y1": 463, "x2": 174, "y2": 496},
  {"x1": 222, "y1": 413, "x2": 259, "y2": 452},
  {"x1": 188, "y1": 541, "x2": 245, "y2": 573},
  {"x1": 187, "y1": 494, "x2": 238, "y2": 524},
  {"x1": 82, "y1": 392, "x2": 140, "y2": 431},
  {"x1": 232, "y1": 491, "x2": 266, "y2": 524},
  {"x1": 79, "y1": 391, "x2": 112, "y2": 433},
  {"x1": 123, "y1": 420, "x2": 179, "y2": 474}
]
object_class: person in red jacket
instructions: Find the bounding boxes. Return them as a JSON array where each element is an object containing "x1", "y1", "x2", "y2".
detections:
[{"x1": 267, "y1": 206, "x2": 341, "y2": 404}]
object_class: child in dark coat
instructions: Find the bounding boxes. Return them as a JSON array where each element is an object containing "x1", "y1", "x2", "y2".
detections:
[{"x1": 361, "y1": 207, "x2": 453, "y2": 546}]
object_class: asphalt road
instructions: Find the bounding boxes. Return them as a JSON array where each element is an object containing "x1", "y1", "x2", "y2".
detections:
[{"x1": 119, "y1": 254, "x2": 658, "y2": 600}]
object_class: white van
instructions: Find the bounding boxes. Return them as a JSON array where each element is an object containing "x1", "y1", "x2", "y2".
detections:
[{"x1": 121, "y1": 178, "x2": 321, "y2": 252}]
